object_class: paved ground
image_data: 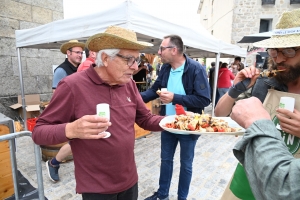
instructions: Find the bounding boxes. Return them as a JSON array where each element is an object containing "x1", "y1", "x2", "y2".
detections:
[{"x1": 14, "y1": 106, "x2": 241, "y2": 200}]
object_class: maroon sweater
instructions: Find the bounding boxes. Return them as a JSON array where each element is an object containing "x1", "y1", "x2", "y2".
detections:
[{"x1": 32, "y1": 66, "x2": 164, "y2": 194}]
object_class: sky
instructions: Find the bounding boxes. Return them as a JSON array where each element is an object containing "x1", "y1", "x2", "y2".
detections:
[{"x1": 63, "y1": 0, "x2": 202, "y2": 31}]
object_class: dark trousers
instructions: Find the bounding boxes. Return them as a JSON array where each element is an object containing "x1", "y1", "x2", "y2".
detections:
[
  {"x1": 157, "y1": 131, "x2": 197, "y2": 199},
  {"x1": 82, "y1": 182, "x2": 138, "y2": 200},
  {"x1": 210, "y1": 85, "x2": 220, "y2": 107}
]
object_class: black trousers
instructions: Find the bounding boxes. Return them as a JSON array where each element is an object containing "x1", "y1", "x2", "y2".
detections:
[{"x1": 82, "y1": 182, "x2": 138, "y2": 200}]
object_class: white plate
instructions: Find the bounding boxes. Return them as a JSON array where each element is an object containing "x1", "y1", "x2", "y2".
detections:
[{"x1": 159, "y1": 115, "x2": 245, "y2": 136}]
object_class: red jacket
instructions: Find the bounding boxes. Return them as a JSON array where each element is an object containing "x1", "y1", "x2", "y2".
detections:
[
  {"x1": 217, "y1": 68, "x2": 235, "y2": 88},
  {"x1": 77, "y1": 57, "x2": 95, "y2": 72}
]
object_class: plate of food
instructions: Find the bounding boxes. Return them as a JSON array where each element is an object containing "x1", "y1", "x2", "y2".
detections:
[{"x1": 159, "y1": 114, "x2": 245, "y2": 136}]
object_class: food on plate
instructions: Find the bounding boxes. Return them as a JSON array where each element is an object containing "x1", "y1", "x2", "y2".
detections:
[
  {"x1": 260, "y1": 69, "x2": 285, "y2": 78},
  {"x1": 156, "y1": 89, "x2": 161, "y2": 95},
  {"x1": 175, "y1": 104, "x2": 186, "y2": 115},
  {"x1": 164, "y1": 113, "x2": 239, "y2": 132}
]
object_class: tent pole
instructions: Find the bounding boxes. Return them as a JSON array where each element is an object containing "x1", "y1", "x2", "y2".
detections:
[
  {"x1": 17, "y1": 48, "x2": 27, "y2": 130},
  {"x1": 34, "y1": 143, "x2": 45, "y2": 200},
  {"x1": 17, "y1": 48, "x2": 45, "y2": 199},
  {"x1": 211, "y1": 53, "x2": 220, "y2": 116}
]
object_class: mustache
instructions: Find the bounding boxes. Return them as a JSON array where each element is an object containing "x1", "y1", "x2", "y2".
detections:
[{"x1": 273, "y1": 63, "x2": 291, "y2": 69}]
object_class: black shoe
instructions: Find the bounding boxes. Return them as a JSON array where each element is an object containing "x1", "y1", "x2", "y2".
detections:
[
  {"x1": 46, "y1": 159, "x2": 60, "y2": 182},
  {"x1": 144, "y1": 192, "x2": 169, "y2": 200}
]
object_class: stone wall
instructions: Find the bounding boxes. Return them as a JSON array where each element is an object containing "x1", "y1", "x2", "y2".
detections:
[
  {"x1": 232, "y1": 0, "x2": 300, "y2": 65},
  {"x1": 0, "y1": 0, "x2": 64, "y2": 119}
]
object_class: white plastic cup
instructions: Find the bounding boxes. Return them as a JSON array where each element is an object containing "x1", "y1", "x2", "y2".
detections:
[
  {"x1": 96, "y1": 103, "x2": 111, "y2": 138},
  {"x1": 96, "y1": 103, "x2": 110, "y2": 120},
  {"x1": 160, "y1": 88, "x2": 168, "y2": 105},
  {"x1": 279, "y1": 97, "x2": 295, "y2": 112}
]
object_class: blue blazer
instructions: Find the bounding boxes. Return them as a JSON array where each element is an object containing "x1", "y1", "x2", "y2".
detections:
[{"x1": 141, "y1": 54, "x2": 210, "y2": 116}]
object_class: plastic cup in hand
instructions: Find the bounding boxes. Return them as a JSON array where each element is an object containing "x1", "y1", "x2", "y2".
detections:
[
  {"x1": 276, "y1": 97, "x2": 295, "y2": 130},
  {"x1": 96, "y1": 103, "x2": 111, "y2": 138},
  {"x1": 279, "y1": 97, "x2": 295, "y2": 112},
  {"x1": 160, "y1": 88, "x2": 168, "y2": 105}
]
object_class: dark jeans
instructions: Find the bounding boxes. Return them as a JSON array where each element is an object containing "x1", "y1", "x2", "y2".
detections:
[
  {"x1": 157, "y1": 131, "x2": 197, "y2": 200},
  {"x1": 210, "y1": 84, "x2": 220, "y2": 106},
  {"x1": 82, "y1": 182, "x2": 138, "y2": 200}
]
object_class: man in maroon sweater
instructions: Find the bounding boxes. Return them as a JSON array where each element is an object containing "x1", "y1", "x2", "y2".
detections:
[{"x1": 32, "y1": 26, "x2": 164, "y2": 200}]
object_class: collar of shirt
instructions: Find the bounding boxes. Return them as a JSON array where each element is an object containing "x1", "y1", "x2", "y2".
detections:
[
  {"x1": 170, "y1": 62, "x2": 185, "y2": 73},
  {"x1": 85, "y1": 66, "x2": 124, "y2": 88}
]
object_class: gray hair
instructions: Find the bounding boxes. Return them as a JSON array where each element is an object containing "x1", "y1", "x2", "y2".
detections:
[{"x1": 95, "y1": 49, "x2": 120, "y2": 67}]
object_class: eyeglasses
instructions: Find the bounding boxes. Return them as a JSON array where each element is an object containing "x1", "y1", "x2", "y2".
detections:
[
  {"x1": 159, "y1": 46, "x2": 175, "y2": 52},
  {"x1": 116, "y1": 54, "x2": 141, "y2": 67},
  {"x1": 69, "y1": 50, "x2": 84, "y2": 55},
  {"x1": 267, "y1": 48, "x2": 300, "y2": 58}
]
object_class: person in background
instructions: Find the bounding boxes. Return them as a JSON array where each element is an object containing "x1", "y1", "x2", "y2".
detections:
[
  {"x1": 215, "y1": 8, "x2": 300, "y2": 200},
  {"x1": 201, "y1": 61, "x2": 206, "y2": 71},
  {"x1": 217, "y1": 62, "x2": 235, "y2": 99},
  {"x1": 237, "y1": 63, "x2": 244, "y2": 71},
  {"x1": 233, "y1": 56, "x2": 244, "y2": 71},
  {"x1": 33, "y1": 26, "x2": 164, "y2": 200},
  {"x1": 145, "y1": 62, "x2": 152, "y2": 85},
  {"x1": 230, "y1": 63, "x2": 238, "y2": 76},
  {"x1": 231, "y1": 97, "x2": 300, "y2": 200},
  {"x1": 212, "y1": 61, "x2": 223, "y2": 105},
  {"x1": 208, "y1": 61, "x2": 215, "y2": 100},
  {"x1": 141, "y1": 34, "x2": 210, "y2": 200},
  {"x1": 133, "y1": 61, "x2": 147, "y2": 80},
  {"x1": 156, "y1": 61, "x2": 161, "y2": 76},
  {"x1": 47, "y1": 39, "x2": 85, "y2": 182},
  {"x1": 77, "y1": 47, "x2": 97, "y2": 72},
  {"x1": 52, "y1": 40, "x2": 85, "y2": 92},
  {"x1": 145, "y1": 62, "x2": 153, "y2": 77}
]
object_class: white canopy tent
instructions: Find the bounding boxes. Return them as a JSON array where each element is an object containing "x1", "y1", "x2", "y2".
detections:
[
  {"x1": 15, "y1": 0, "x2": 246, "y2": 124},
  {"x1": 15, "y1": 0, "x2": 246, "y2": 58}
]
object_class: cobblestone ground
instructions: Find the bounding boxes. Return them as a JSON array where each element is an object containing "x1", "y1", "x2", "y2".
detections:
[{"x1": 15, "y1": 105, "x2": 241, "y2": 200}]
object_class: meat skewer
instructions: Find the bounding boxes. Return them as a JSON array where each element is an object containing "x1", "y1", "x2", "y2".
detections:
[{"x1": 260, "y1": 69, "x2": 285, "y2": 77}]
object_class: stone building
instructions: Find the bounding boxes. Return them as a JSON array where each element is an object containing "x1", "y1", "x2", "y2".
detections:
[
  {"x1": 197, "y1": 0, "x2": 300, "y2": 65},
  {"x1": 0, "y1": 0, "x2": 64, "y2": 119}
]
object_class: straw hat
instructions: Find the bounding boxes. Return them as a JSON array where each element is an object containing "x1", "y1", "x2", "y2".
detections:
[
  {"x1": 60, "y1": 40, "x2": 85, "y2": 54},
  {"x1": 86, "y1": 26, "x2": 153, "y2": 52},
  {"x1": 254, "y1": 9, "x2": 300, "y2": 48}
]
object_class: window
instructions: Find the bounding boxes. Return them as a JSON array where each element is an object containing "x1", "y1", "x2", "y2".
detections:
[
  {"x1": 262, "y1": 0, "x2": 275, "y2": 5},
  {"x1": 290, "y1": 0, "x2": 300, "y2": 4},
  {"x1": 259, "y1": 19, "x2": 272, "y2": 33}
]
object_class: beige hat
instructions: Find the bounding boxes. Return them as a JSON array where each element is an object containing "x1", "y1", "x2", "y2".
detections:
[
  {"x1": 86, "y1": 26, "x2": 153, "y2": 52},
  {"x1": 60, "y1": 40, "x2": 85, "y2": 54},
  {"x1": 254, "y1": 9, "x2": 300, "y2": 48}
]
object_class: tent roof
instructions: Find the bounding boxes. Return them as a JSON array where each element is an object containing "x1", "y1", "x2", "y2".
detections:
[
  {"x1": 15, "y1": 0, "x2": 246, "y2": 58},
  {"x1": 238, "y1": 31, "x2": 272, "y2": 43}
]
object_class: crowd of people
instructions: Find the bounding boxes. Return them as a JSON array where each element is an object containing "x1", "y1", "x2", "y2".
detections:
[{"x1": 30, "y1": 8, "x2": 300, "y2": 200}]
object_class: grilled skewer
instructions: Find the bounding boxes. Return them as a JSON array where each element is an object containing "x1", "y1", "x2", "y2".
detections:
[{"x1": 260, "y1": 69, "x2": 285, "y2": 77}]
